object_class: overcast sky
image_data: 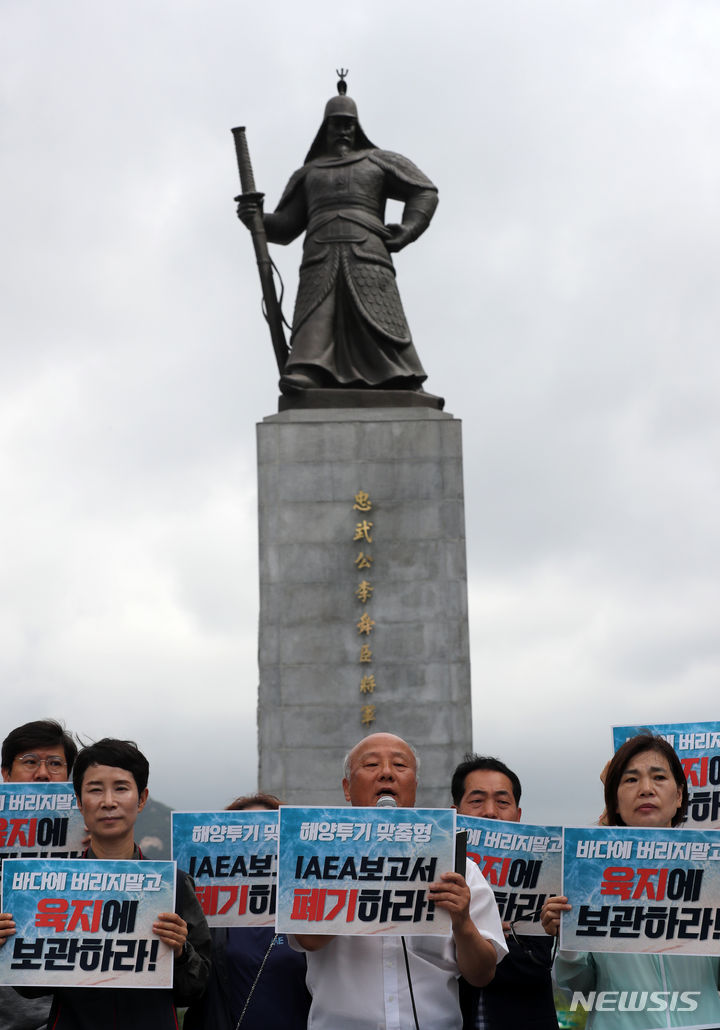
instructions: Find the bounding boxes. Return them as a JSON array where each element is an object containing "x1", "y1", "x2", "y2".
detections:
[{"x1": 2, "y1": 0, "x2": 719, "y2": 825}]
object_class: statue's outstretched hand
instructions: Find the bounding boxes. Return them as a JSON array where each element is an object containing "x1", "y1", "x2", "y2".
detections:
[{"x1": 235, "y1": 193, "x2": 264, "y2": 230}]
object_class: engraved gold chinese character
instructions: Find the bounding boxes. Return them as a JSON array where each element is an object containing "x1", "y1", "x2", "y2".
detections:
[
  {"x1": 353, "y1": 520, "x2": 373, "y2": 543},
  {"x1": 360, "y1": 704, "x2": 376, "y2": 726},
  {"x1": 359, "y1": 644, "x2": 373, "y2": 663},
  {"x1": 360, "y1": 674, "x2": 376, "y2": 694},
  {"x1": 357, "y1": 612, "x2": 375, "y2": 636},
  {"x1": 355, "y1": 580, "x2": 374, "y2": 604},
  {"x1": 354, "y1": 551, "x2": 373, "y2": 570},
  {"x1": 353, "y1": 491, "x2": 372, "y2": 512}
]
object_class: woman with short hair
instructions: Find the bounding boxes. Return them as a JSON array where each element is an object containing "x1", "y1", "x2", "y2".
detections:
[{"x1": 542, "y1": 733, "x2": 720, "y2": 1030}]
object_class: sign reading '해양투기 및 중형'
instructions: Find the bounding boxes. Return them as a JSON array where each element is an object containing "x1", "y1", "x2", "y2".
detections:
[
  {"x1": 276, "y1": 806, "x2": 456, "y2": 936},
  {"x1": 171, "y1": 810, "x2": 278, "y2": 927}
]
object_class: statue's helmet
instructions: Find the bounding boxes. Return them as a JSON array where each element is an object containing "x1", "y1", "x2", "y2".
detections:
[
  {"x1": 304, "y1": 72, "x2": 376, "y2": 163},
  {"x1": 323, "y1": 93, "x2": 358, "y2": 120}
]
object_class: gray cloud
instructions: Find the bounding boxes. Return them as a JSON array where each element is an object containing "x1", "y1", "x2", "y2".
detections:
[{"x1": 1, "y1": 0, "x2": 719, "y2": 825}]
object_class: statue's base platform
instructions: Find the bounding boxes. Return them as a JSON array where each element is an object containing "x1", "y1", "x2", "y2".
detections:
[
  {"x1": 256, "y1": 406, "x2": 471, "y2": 808},
  {"x1": 278, "y1": 387, "x2": 444, "y2": 412}
]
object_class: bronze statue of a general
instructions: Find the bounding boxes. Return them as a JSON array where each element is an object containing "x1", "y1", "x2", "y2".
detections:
[{"x1": 236, "y1": 75, "x2": 439, "y2": 404}]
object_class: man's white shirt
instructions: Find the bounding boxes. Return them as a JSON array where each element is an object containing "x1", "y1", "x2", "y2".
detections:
[{"x1": 291, "y1": 861, "x2": 507, "y2": 1030}]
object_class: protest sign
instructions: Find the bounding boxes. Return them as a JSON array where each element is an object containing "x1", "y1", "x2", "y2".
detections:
[
  {"x1": 457, "y1": 815, "x2": 562, "y2": 934},
  {"x1": 561, "y1": 826, "x2": 720, "y2": 954},
  {"x1": 0, "y1": 858, "x2": 175, "y2": 987},
  {"x1": 171, "y1": 810, "x2": 277, "y2": 926},
  {"x1": 0, "y1": 783, "x2": 86, "y2": 860},
  {"x1": 277, "y1": 806, "x2": 455, "y2": 936},
  {"x1": 609, "y1": 725, "x2": 720, "y2": 828},
  {"x1": 613, "y1": 722, "x2": 720, "y2": 828}
]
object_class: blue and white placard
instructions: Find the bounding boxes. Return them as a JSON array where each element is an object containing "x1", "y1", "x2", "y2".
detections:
[
  {"x1": 172, "y1": 810, "x2": 277, "y2": 926},
  {"x1": 277, "y1": 806, "x2": 456, "y2": 936},
  {"x1": 458, "y1": 815, "x2": 562, "y2": 934},
  {"x1": 613, "y1": 722, "x2": 720, "y2": 828},
  {"x1": 0, "y1": 858, "x2": 175, "y2": 986},
  {"x1": 0, "y1": 783, "x2": 86, "y2": 860},
  {"x1": 562, "y1": 826, "x2": 720, "y2": 955}
]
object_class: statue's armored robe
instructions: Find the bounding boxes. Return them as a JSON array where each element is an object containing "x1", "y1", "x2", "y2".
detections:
[{"x1": 264, "y1": 149, "x2": 437, "y2": 388}]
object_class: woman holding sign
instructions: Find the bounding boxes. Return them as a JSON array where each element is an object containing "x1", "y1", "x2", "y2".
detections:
[
  {"x1": 0, "y1": 738, "x2": 212, "y2": 1030},
  {"x1": 541, "y1": 733, "x2": 720, "y2": 1030}
]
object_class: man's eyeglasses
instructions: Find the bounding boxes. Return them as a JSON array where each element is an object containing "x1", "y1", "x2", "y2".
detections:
[{"x1": 16, "y1": 754, "x2": 67, "y2": 773}]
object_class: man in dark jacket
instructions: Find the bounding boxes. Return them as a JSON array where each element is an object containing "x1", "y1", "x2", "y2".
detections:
[
  {"x1": 0, "y1": 738, "x2": 211, "y2": 1029},
  {"x1": 452, "y1": 755, "x2": 559, "y2": 1030}
]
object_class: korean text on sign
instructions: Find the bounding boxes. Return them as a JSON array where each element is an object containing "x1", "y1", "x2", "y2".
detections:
[
  {"x1": 277, "y1": 806, "x2": 456, "y2": 936},
  {"x1": 0, "y1": 783, "x2": 86, "y2": 860},
  {"x1": 0, "y1": 858, "x2": 176, "y2": 987},
  {"x1": 171, "y1": 810, "x2": 278, "y2": 927},
  {"x1": 458, "y1": 815, "x2": 562, "y2": 935},
  {"x1": 562, "y1": 826, "x2": 720, "y2": 955}
]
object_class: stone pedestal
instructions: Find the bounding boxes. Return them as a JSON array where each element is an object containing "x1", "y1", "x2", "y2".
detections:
[{"x1": 256, "y1": 407, "x2": 472, "y2": 807}]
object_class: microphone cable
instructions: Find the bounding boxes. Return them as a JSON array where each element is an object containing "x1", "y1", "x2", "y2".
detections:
[
  {"x1": 376, "y1": 793, "x2": 420, "y2": 1030},
  {"x1": 401, "y1": 935, "x2": 421, "y2": 1030},
  {"x1": 234, "y1": 933, "x2": 279, "y2": 1029}
]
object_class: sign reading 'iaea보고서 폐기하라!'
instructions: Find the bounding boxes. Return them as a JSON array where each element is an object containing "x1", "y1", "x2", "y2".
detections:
[
  {"x1": 0, "y1": 783, "x2": 87, "y2": 860},
  {"x1": 0, "y1": 858, "x2": 176, "y2": 987},
  {"x1": 457, "y1": 815, "x2": 562, "y2": 935},
  {"x1": 171, "y1": 810, "x2": 277, "y2": 927},
  {"x1": 613, "y1": 722, "x2": 720, "y2": 828},
  {"x1": 561, "y1": 826, "x2": 720, "y2": 955},
  {"x1": 276, "y1": 806, "x2": 456, "y2": 936}
]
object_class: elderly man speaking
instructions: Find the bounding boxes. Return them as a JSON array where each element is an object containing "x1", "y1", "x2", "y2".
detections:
[{"x1": 291, "y1": 732, "x2": 507, "y2": 1030}]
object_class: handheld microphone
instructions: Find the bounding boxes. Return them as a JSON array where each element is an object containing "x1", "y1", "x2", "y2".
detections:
[{"x1": 376, "y1": 794, "x2": 397, "y2": 808}]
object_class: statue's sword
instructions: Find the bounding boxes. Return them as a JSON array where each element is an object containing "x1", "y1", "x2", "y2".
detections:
[{"x1": 231, "y1": 126, "x2": 289, "y2": 373}]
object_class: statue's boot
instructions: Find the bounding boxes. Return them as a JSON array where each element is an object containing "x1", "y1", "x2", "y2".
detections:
[{"x1": 279, "y1": 368, "x2": 326, "y2": 394}]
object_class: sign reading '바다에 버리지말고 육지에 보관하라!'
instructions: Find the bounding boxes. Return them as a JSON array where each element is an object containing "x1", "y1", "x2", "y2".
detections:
[
  {"x1": 0, "y1": 783, "x2": 87, "y2": 860},
  {"x1": 456, "y1": 815, "x2": 562, "y2": 935},
  {"x1": 613, "y1": 722, "x2": 720, "y2": 828},
  {"x1": 0, "y1": 858, "x2": 176, "y2": 987},
  {"x1": 276, "y1": 806, "x2": 456, "y2": 936},
  {"x1": 171, "y1": 810, "x2": 278, "y2": 927},
  {"x1": 561, "y1": 825, "x2": 720, "y2": 955}
]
